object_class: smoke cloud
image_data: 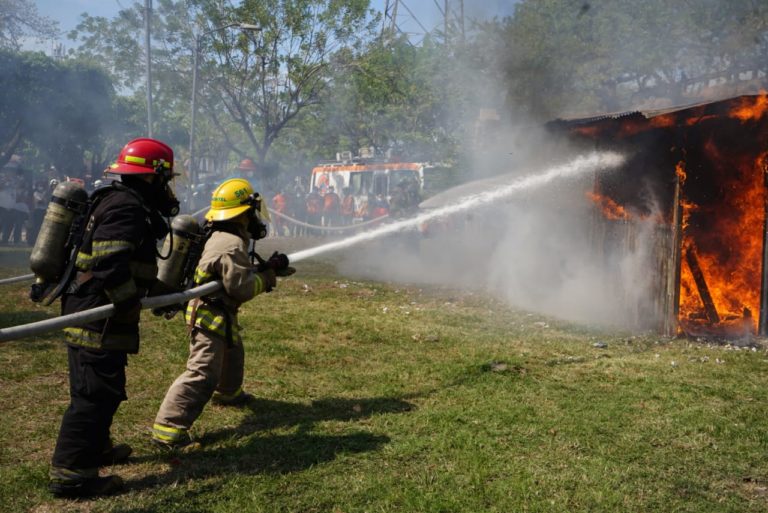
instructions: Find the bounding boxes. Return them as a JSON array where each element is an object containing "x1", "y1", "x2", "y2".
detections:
[{"x1": 333, "y1": 143, "x2": 660, "y2": 331}]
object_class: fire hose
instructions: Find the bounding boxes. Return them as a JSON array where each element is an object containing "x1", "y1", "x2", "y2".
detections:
[
  {"x1": 0, "y1": 208, "x2": 365, "y2": 341},
  {"x1": 0, "y1": 273, "x2": 34, "y2": 285},
  {"x1": 0, "y1": 281, "x2": 224, "y2": 343},
  {"x1": 0, "y1": 246, "x2": 308, "y2": 343},
  {"x1": 0, "y1": 210, "x2": 386, "y2": 286}
]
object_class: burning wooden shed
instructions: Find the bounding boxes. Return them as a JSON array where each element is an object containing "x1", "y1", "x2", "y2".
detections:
[{"x1": 549, "y1": 94, "x2": 768, "y2": 339}]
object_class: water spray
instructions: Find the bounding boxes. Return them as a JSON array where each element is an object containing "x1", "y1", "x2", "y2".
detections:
[
  {"x1": 290, "y1": 151, "x2": 625, "y2": 263},
  {"x1": 0, "y1": 151, "x2": 623, "y2": 343}
]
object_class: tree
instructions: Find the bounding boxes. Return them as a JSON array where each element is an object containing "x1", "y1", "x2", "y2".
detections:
[
  {"x1": 317, "y1": 35, "x2": 467, "y2": 163},
  {"x1": 68, "y1": 0, "x2": 377, "y2": 174},
  {"x1": 0, "y1": 0, "x2": 58, "y2": 50},
  {"x1": 198, "y1": 0, "x2": 375, "y2": 165},
  {"x1": 68, "y1": 0, "x2": 198, "y2": 148},
  {"x1": 0, "y1": 50, "x2": 134, "y2": 176},
  {"x1": 485, "y1": 0, "x2": 768, "y2": 120}
]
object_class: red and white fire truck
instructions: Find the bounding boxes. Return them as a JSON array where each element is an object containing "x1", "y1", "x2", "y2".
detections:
[{"x1": 309, "y1": 151, "x2": 425, "y2": 220}]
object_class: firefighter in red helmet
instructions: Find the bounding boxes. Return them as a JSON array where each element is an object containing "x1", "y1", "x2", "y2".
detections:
[
  {"x1": 234, "y1": 157, "x2": 262, "y2": 191},
  {"x1": 48, "y1": 138, "x2": 180, "y2": 498},
  {"x1": 238, "y1": 158, "x2": 257, "y2": 173}
]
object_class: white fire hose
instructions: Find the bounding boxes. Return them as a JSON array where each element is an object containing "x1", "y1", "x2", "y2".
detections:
[
  {"x1": 0, "y1": 281, "x2": 223, "y2": 344},
  {"x1": 0, "y1": 273, "x2": 34, "y2": 285},
  {"x1": 0, "y1": 210, "x2": 380, "y2": 287},
  {"x1": 0, "y1": 204, "x2": 380, "y2": 343}
]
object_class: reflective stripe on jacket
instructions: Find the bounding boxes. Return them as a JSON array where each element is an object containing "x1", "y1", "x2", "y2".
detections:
[
  {"x1": 62, "y1": 184, "x2": 161, "y2": 353},
  {"x1": 184, "y1": 227, "x2": 269, "y2": 339}
]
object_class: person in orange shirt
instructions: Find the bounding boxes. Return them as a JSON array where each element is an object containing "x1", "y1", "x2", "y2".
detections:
[
  {"x1": 371, "y1": 193, "x2": 390, "y2": 220},
  {"x1": 340, "y1": 187, "x2": 355, "y2": 226},
  {"x1": 305, "y1": 189, "x2": 323, "y2": 235},
  {"x1": 271, "y1": 190, "x2": 287, "y2": 236},
  {"x1": 322, "y1": 186, "x2": 340, "y2": 227}
]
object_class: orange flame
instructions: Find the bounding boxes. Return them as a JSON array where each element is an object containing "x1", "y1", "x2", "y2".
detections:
[
  {"x1": 587, "y1": 191, "x2": 629, "y2": 220},
  {"x1": 678, "y1": 147, "x2": 767, "y2": 335},
  {"x1": 679, "y1": 198, "x2": 696, "y2": 232},
  {"x1": 729, "y1": 93, "x2": 768, "y2": 122},
  {"x1": 686, "y1": 115, "x2": 718, "y2": 126},
  {"x1": 574, "y1": 125, "x2": 601, "y2": 137},
  {"x1": 574, "y1": 94, "x2": 768, "y2": 337},
  {"x1": 675, "y1": 161, "x2": 687, "y2": 185}
]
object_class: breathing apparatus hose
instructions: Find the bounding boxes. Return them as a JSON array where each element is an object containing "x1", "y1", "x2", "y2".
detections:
[{"x1": 0, "y1": 281, "x2": 223, "y2": 344}]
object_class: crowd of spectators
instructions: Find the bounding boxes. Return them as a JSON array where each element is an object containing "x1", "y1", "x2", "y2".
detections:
[
  {"x1": 268, "y1": 177, "x2": 421, "y2": 237},
  {"x1": 0, "y1": 164, "x2": 423, "y2": 245},
  {"x1": 0, "y1": 171, "x2": 47, "y2": 245},
  {"x1": 0, "y1": 167, "x2": 94, "y2": 246}
]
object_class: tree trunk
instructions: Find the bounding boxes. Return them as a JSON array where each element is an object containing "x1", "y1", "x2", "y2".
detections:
[{"x1": 0, "y1": 121, "x2": 22, "y2": 170}]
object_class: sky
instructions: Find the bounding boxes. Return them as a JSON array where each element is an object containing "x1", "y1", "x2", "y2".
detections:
[{"x1": 30, "y1": 0, "x2": 517, "y2": 53}]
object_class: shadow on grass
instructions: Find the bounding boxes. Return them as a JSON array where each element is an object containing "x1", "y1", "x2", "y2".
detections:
[
  {"x1": 115, "y1": 481, "x2": 224, "y2": 513},
  {"x1": 117, "y1": 431, "x2": 389, "y2": 512},
  {"x1": 220, "y1": 395, "x2": 414, "y2": 435},
  {"x1": 126, "y1": 395, "x2": 412, "y2": 497},
  {"x1": 130, "y1": 430, "x2": 389, "y2": 491},
  {"x1": 0, "y1": 309, "x2": 53, "y2": 329}
]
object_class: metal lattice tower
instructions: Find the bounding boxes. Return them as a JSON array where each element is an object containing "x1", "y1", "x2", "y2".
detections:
[
  {"x1": 442, "y1": 0, "x2": 465, "y2": 43},
  {"x1": 381, "y1": 0, "x2": 400, "y2": 40},
  {"x1": 381, "y1": 0, "x2": 465, "y2": 45}
]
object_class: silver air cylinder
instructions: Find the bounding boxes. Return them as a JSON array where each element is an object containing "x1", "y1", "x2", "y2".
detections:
[
  {"x1": 29, "y1": 182, "x2": 88, "y2": 283},
  {"x1": 156, "y1": 215, "x2": 202, "y2": 291}
]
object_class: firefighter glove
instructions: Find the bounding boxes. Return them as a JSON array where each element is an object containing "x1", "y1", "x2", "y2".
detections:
[
  {"x1": 263, "y1": 251, "x2": 296, "y2": 277},
  {"x1": 262, "y1": 268, "x2": 277, "y2": 293}
]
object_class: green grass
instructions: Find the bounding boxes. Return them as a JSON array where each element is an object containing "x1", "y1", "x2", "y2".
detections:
[{"x1": 2, "y1": 248, "x2": 768, "y2": 512}]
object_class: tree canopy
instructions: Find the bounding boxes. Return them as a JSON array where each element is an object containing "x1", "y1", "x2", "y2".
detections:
[
  {"x1": 0, "y1": 0, "x2": 58, "y2": 51},
  {"x1": 492, "y1": 0, "x2": 768, "y2": 119},
  {"x1": 0, "y1": 50, "x2": 134, "y2": 176},
  {"x1": 6, "y1": 0, "x2": 764, "y2": 186}
]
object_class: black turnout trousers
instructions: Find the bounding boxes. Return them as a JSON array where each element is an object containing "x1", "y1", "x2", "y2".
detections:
[{"x1": 51, "y1": 346, "x2": 127, "y2": 472}]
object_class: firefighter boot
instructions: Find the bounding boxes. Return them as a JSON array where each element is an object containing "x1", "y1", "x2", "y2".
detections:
[
  {"x1": 151, "y1": 424, "x2": 201, "y2": 452},
  {"x1": 212, "y1": 389, "x2": 255, "y2": 407},
  {"x1": 99, "y1": 441, "x2": 132, "y2": 466},
  {"x1": 49, "y1": 467, "x2": 124, "y2": 498}
]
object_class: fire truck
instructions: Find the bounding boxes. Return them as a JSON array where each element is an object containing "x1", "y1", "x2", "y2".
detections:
[{"x1": 309, "y1": 150, "x2": 425, "y2": 220}]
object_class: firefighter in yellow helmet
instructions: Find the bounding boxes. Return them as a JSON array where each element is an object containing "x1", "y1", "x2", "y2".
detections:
[{"x1": 151, "y1": 178, "x2": 294, "y2": 448}]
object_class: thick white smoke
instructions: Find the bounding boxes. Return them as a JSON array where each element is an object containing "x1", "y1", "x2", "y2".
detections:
[
  {"x1": 333, "y1": 147, "x2": 659, "y2": 331},
  {"x1": 315, "y1": 1, "x2": 671, "y2": 331},
  {"x1": 483, "y1": 193, "x2": 658, "y2": 327}
]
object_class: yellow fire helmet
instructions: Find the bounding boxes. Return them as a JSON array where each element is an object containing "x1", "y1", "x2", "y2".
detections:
[{"x1": 205, "y1": 178, "x2": 271, "y2": 222}]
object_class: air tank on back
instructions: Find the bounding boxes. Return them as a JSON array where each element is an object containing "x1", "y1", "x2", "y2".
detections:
[
  {"x1": 156, "y1": 215, "x2": 203, "y2": 291},
  {"x1": 29, "y1": 181, "x2": 89, "y2": 285}
]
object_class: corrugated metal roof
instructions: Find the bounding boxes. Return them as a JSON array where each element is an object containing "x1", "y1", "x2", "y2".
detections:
[{"x1": 553, "y1": 94, "x2": 763, "y2": 126}]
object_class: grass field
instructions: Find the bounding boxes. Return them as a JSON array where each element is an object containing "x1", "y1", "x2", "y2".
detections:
[{"x1": 1, "y1": 240, "x2": 768, "y2": 513}]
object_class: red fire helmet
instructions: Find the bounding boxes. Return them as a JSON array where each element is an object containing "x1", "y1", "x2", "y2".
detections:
[
  {"x1": 109, "y1": 138, "x2": 174, "y2": 176},
  {"x1": 238, "y1": 158, "x2": 258, "y2": 172}
]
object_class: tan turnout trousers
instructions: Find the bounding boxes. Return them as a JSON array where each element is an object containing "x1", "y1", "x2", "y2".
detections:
[{"x1": 153, "y1": 328, "x2": 244, "y2": 433}]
